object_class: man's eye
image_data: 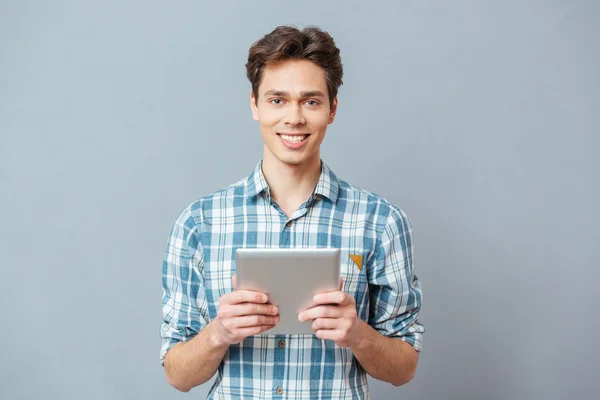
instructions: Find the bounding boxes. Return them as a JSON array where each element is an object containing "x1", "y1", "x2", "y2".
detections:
[
  {"x1": 270, "y1": 99, "x2": 283, "y2": 105},
  {"x1": 306, "y1": 100, "x2": 319, "y2": 106}
]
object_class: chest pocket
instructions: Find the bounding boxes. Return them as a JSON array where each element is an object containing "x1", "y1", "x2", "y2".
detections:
[{"x1": 340, "y1": 249, "x2": 369, "y2": 320}]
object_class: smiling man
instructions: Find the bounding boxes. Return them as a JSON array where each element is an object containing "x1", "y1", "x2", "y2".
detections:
[{"x1": 160, "y1": 25, "x2": 424, "y2": 399}]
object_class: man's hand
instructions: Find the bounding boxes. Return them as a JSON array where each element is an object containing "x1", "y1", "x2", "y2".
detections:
[
  {"x1": 213, "y1": 274, "x2": 280, "y2": 346},
  {"x1": 297, "y1": 278, "x2": 360, "y2": 348}
]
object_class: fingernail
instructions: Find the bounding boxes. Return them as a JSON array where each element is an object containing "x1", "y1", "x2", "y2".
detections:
[{"x1": 262, "y1": 295, "x2": 267, "y2": 302}]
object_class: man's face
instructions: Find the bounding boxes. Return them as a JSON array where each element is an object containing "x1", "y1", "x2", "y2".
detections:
[{"x1": 251, "y1": 59, "x2": 337, "y2": 167}]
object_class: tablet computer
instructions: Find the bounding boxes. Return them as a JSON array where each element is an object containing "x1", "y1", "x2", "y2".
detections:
[{"x1": 235, "y1": 248, "x2": 341, "y2": 335}]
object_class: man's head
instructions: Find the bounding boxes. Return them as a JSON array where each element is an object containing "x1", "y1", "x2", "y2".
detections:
[{"x1": 246, "y1": 26, "x2": 343, "y2": 167}]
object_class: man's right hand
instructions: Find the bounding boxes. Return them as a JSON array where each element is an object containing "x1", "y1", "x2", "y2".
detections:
[{"x1": 213, "y1": 274, "x2": 279, "y2": 346}]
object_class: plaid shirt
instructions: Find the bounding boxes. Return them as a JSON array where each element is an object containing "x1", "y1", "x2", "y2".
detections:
[{"x1": 160, "y1": 161, "x2": 424, "y2": 399}]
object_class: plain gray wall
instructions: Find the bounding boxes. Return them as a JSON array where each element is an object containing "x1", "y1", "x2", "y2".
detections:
[{"x1": 1, "y1": 0, "x2": 598, "y2": 399}]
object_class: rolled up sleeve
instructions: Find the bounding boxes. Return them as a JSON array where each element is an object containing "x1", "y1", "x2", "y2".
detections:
[
  {"x1": 367, "y1": 207, "x2": 424, "y2": 352},
  {"x1": 160, "y1": 204, "x2": 209, "y2": 365}
]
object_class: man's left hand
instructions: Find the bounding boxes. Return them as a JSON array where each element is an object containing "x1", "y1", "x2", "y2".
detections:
[{"x1": 298, "y1": 278, "x2": 361, "y2": 348}]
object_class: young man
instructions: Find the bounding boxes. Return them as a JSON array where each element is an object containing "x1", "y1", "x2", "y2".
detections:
[{"x1": 160, "y1": 25, "x2": 424, "y2": 399}]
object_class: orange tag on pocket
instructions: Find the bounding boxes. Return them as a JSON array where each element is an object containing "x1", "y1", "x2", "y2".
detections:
[{"x1": 349, "y1": 254, "x2": 363, "y2": 270}]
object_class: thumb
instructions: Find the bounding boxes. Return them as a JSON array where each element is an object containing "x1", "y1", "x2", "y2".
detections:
[
  {"x1": 339, "y1": 276, "x2": 343, "y2": 291},
  {"x1": 232, "y1": 274, "x2": 237, "y2": 291}
]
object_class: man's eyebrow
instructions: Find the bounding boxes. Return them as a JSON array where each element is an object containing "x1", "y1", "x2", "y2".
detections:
[
  {"x1": 301, "y1": 90, "x2": 326, "y2": 98},
  {"x1": 262, "y1": 89, "x2": 326, "y2": 98},
  {"x1": 263, "y1": 90, "x2": 289, "y2": 97}
]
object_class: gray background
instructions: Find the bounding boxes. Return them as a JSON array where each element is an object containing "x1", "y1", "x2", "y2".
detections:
[{"x1": 1, "y1": 0, "x2": 598, "y2": 399}]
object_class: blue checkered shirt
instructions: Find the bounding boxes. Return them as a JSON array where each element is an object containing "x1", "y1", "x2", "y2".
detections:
[{"x1": 160, "y1": 161, "x2": 424, "y2": 399}]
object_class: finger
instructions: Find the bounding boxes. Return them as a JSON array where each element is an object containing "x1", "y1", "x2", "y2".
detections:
[
  {"x1": 298, "y1": 305, "x2": 341, "y2": 322},
  {"x1": 311, "y1": 318, "x2": 340, "y2": 331},
  {"x1": 224, "y1": 303, "x2": 278, "y2": 318},
  {"x1": 237, "y1": 324, "x2": 277, "y2": 338},
  {"x1": 232, "y1": 274, "x2": 237, "y2": 291},
  {"x1": 314, "y1": 329, "x2": 343, "y2": 341},
  {"x1": 339, "y1": 276, "x2": 343, "y2": 290},
  {"x1": 223, "y1": 290, "x2": 268, "y2": 305},
  {"x1": 230, "y1": 314, "x2": 280, "y2": 329},
  {"x1": 312, "y1": 291, "x2": 350, "y2": 306}
]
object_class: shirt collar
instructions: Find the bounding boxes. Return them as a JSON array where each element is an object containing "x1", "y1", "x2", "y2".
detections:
[
  {"x1": 313, "y1": 161, "x2": 340, "y2": 204},
  {"x1": 245, "y1": 160, "x2": 340, "y2": 204},
  {"x1": 246, "y1": 160, "x2": 270, "y2": 198}
]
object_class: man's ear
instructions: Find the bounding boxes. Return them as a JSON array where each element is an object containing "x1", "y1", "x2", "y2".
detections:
[
  {"x1": 250, "y1": 91, "x2": 259, "y2": 121},
  {"x1": 328, "y1": 96, "x2": 338, "y2": 124}
]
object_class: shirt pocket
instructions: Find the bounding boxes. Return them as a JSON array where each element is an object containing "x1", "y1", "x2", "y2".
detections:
[{"x1": 340, "y1": 249, "x2": 368, "y2": 316}]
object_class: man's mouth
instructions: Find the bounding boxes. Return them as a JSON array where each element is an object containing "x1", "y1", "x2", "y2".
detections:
[{"x1": 277, "y1": 133, "x2": 310, "y2": 144}]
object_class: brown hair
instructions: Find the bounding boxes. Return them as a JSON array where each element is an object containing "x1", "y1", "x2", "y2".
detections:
[{"x1": 246, "y1": 25, "x2": 343, "y2": 108}]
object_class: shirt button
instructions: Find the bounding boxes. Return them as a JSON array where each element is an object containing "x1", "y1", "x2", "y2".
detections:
[
  {"x1": 286, "y1": 221, "x2": 293, "y2": 227},
  {"x1": 276, "y1": 387, "x2": 284, "y2": 395},
  {"x1": 278, "y1": 340, "x2": 286, "y2": 348}
]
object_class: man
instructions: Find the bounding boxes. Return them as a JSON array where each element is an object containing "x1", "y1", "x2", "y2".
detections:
[{"x1": 160, "y1": 25, "x2": 424, "y2": 399}]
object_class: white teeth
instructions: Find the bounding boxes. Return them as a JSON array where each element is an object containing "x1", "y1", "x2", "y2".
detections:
[{"x1": 280, "y1": 134, "x2": 307, "y2": 143}]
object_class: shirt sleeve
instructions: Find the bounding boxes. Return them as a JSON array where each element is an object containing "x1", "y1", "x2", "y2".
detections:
[
  {"x1": 367, "y1": 206, "x2": 424, "y2": 352},
  {"x1": 160, "y1": 204, "x2": 209, "y2": 365}
]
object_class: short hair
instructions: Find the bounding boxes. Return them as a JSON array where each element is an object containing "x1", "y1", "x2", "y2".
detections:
[{"x1": 246, "y1": 25, "x2": 343, "y2": 108}]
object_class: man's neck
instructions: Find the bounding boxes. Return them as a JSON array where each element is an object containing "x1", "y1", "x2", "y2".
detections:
[{"x1": 261, "y1": 150, "x2": 321, "y2": 215}]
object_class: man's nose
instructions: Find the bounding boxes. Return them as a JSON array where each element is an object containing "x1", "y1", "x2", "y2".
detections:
[{"x1": 284, "y1": 104, "x2": 306, "y2": 126}]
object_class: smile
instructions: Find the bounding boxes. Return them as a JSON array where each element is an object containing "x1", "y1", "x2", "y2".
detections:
[
  {"x1": 278, "y1": 134, "x2": 309, "y2": 144},
  {"x1": 277, "y1": 133, "x2": 310, "y2": 149}
]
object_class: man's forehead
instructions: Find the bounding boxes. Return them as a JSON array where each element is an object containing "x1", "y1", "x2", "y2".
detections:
[{"x1": 260, "y1": 60, "x2": 328, "y2": 91}]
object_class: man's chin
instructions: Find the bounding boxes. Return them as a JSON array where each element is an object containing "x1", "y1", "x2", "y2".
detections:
[
  {"x1": 277, "y1": 157, "x2": 305, "y2": 166},
  {"x1": 263, "y1": 144, "x2": 319, "y2": 168},
  {"x1": 273, "y1": 152, "x2": 313, "y2": 167}
]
